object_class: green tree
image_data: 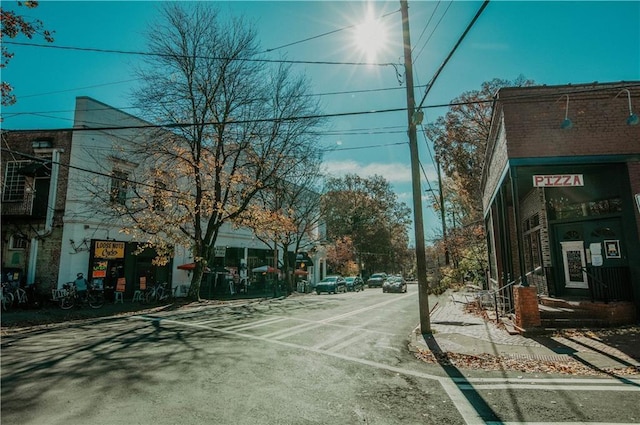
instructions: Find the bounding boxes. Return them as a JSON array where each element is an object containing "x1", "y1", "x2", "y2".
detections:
[
  {"x1": 1, "y1": 1, "x2": 54, "y2": 106},
  {"x1": 321, "y1": 174, "x2": 411, "y2": 274}
]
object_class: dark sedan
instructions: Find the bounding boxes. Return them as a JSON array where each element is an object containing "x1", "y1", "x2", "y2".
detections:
[
  {"x1": 367, "y1": 273, "x2": 387, "y2": 288},
  {"x1": 315, "y1": 276, "x2": 347, "y2": 294},
  {"x1": 382, "y1": 276, "x2": 407, "y2": 293},
  {"x1": 345, "y1": 276, "x2": 364, "y2": 292}
]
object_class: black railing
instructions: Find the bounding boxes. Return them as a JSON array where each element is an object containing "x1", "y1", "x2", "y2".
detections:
[
  {"x1": 583, "y1": 266, "x2": 633, "y2": 303},
  {"x1": 1, "y1": 193, "x2": 34, "y2": 216}
]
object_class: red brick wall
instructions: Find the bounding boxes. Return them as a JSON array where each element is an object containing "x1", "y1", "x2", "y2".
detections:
[
  {"x1": 514, "y1": 285, "x2": 541, "y2": 329},
  {"x1": 499, "y1": 83, "x2": 640, "y2": 159}
]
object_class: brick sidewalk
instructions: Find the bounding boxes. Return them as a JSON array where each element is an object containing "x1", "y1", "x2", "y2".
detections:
[{"x1": 412, "y1": 295, "x2": 640, "y2": 372}]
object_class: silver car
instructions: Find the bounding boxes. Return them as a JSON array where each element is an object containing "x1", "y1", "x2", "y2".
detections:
[{"x1": 382, "y1": 276, "x2": 407, "y2": 293}]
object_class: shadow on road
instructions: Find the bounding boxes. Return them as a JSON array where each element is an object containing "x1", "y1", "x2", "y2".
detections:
[{"x1": 422, "y1": 332, "x2": 502, "y2": 423}]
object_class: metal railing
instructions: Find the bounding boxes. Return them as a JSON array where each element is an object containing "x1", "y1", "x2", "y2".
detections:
[
  {"x1": 583, "y1": 266, "x2": 633, "y2": 303},
  {"x1": 491, "y1": 278, "x2": 519, "y2": 320},
  {"x1": 1, "y1": 193, "x2": 34, "y2": 215}
]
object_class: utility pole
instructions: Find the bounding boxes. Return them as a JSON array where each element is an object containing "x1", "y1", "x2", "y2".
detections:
[{"x1": 400, "y1": 0, "x2": 431, "y2": 334}]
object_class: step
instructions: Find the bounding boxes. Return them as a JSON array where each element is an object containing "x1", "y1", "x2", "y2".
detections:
[{"x1": 540, "y1": 317, "x2": 609, "y2": 329}]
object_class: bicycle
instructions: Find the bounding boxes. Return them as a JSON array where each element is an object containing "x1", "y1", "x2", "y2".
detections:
[
  {"x1": 59, "y1": 282, "x2": 105, "y2": 310},
  {"x1": 144, "y1": 281, "x2": 171, "y2": 303},
  {"x1": 1, "y1": 283, "x2": 28, "y2": 310},
  {"x1": 1, "y1": 283, "x2": 13, "y2": 311}
]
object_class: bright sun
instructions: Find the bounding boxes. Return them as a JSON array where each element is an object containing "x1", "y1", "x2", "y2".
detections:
[{"x1": 353, "y1": 9, "x2": 388, "y2": 62}]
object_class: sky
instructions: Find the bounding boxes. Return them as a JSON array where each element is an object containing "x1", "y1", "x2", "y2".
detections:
[{"x1": 2, "y1": 0, "x2": 639, "y2": 245}]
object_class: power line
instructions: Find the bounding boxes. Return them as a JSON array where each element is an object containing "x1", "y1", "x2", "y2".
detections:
[
  {"x1": 327, "y1": 141, "x2": 407, "y2": 152},
  {"x1": 263, "y1": 8, "x2": 401, "y2": 53},
  {"x1": 4, "y1": 41, "x2": 397, "y2": 68},
  {"x1": 416, "y1": 0, "x2": 490, "y2": 111},
  {"x1": 2, "y1": 84, "x2": 430, "y2": 119}
]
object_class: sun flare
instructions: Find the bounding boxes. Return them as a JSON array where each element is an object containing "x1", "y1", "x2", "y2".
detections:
[{"x1": 353, "y1": 9, "x2": 389, "y2": 63}]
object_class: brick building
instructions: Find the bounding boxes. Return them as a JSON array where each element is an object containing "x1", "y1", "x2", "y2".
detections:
[
  {"x1": 1, "y1": 130, "x2": 72, "y2": 291},
  {"x1": 481, "y1": 81, "x2": 640, "y2": 327}
]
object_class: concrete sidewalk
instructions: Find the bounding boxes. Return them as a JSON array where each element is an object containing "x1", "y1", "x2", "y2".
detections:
[{"x1": 410, "y1": 294, "x2": 640, "y2": 373}]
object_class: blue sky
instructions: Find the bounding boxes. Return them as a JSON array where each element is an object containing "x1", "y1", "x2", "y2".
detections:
[{"x1": 2, "y1": 1, "x2": 639, "y2": 244}]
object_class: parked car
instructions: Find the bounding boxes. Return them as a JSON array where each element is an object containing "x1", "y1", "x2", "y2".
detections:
[
  {"x1": 382, "y1": 275, "x2": 407, "y2": 293},
  {"x1": 315, "y1": 276, "x2": 347, "y2": 294},
  {"x1": 367, "y1": 273, "x2": 387, "y2": 288},
  {"x1": 345, "y1": 276, "x2": 364, "y2": 292}
]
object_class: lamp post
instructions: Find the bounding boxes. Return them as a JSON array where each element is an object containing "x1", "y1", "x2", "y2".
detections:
[{"x1": 400, "y1": 0, "x2": 431, "y2": 333}]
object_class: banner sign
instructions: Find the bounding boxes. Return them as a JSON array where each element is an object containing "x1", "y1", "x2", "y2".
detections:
[
  {"x1": 94, "y1": 240, "x2": 125, "y2": 259},
  {"x1": 214, "y1": 246, "x2": 226, "y2": 257},
  {"x1": 533, "y1": 174, "x2": 584, "y2": 187}
]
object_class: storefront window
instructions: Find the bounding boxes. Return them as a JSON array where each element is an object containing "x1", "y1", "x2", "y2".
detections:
[{"x1": 547, "y1": 196, "x2": 622, "y2": 220}]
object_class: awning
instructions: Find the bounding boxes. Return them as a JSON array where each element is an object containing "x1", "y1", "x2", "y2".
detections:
[
  {"x1": 177, "y1": 263, "x2": 211, "y2": 272},
  {"x1": 251, "y1": 265, "x2": 279, "y2": 273},
  {"x1": 295, "y1": 252, "x2": 314, "y2": 266}
]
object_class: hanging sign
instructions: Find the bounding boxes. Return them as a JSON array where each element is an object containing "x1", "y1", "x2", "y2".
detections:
[
  {"x1": 94, "y1": 240, "x2": 125, "y2": 259},
  {"x1": 533, "y1": 174, "x2": 584, "y2": 187},
  {"x1": 214, "y1": 246, "x2": 226, "y2": 257}
]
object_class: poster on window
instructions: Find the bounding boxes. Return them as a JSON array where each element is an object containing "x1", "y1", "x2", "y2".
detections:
[
  {"x1": 566, "y1": 250, "x2": 584, "y2": 281},
  {"x1": 604, "y1": 240, "x2": 621, "y2": 259}
]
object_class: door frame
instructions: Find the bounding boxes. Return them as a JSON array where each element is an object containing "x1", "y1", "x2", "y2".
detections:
[{"x1": 559, "y1": 240, "x2": 588, "y2": 289}]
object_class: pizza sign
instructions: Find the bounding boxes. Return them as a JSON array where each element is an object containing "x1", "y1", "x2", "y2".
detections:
[{"x1": 533, "y1": 174, "x2": 584, "y2": 187}]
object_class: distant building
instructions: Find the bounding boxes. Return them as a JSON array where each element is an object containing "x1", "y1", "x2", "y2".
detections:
[
  {"x1": 481, "y1": 81, "x2": 639, "y2": 325},
  {"x1": 2, "y1": 97, "x2": 324, "y2": 300}
]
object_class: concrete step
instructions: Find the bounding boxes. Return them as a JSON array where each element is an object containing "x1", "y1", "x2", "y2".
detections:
[
  {"x1": 539, "y1": 304, "x2": 594, "y2": 319},
  {"x1": 540, "y1": 317, "x2": 609, "y2": 329}
]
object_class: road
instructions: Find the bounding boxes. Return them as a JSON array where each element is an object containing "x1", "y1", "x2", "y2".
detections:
[{"x1": 2, "y1": 285, "x2": 639, "y2": 424}]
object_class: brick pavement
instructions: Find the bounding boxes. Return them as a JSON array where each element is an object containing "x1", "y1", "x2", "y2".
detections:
[{"x1": 411, "y1": 294, "x2": 640, "y2": 371}]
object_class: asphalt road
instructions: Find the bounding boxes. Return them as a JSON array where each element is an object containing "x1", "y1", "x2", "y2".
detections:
[{"x1": 2, "y1": 285, "x2": 639, "y2": 425}]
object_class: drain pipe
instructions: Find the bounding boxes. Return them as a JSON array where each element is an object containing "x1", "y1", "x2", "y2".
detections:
[{"x1": 27, "y1": 149, "x2": 62, "y2": 285}]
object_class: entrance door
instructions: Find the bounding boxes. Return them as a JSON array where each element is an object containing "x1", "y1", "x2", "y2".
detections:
[
  {"x1": 560, "y1": 241, "x2": 588, "y2": 289},
  {"x1": 552, "y1": 218, "x2": 626, "y2": 296}
]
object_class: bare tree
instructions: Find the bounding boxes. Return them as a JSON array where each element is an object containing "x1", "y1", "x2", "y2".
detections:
[
  {"x1": 82, "y1": 3, "x2": 323, "y2": 299},
  {"x1": 243, "y1": 161, "x2": 324, "y2": 293}
]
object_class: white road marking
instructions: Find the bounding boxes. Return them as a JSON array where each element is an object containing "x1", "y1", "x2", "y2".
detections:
[
  {"x1": 221, "y1": 316, "x2": 287, "y2": 331},
  {"x1": 459, "y1": 383, "x2": 640, "y2": 391},
  {"x1": 132, "y1": 292, "x2": 639, "y2": 425}
]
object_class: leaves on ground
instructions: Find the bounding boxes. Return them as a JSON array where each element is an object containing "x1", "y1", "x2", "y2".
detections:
[{"x1": 413, "y1": 347, "x2": 639, "y2": 376}]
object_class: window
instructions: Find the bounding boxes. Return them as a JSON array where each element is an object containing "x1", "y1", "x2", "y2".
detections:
[
  {"x1": 110, "y1": 169, "x2": 129, "y2": 205},
  {"x1": 2, "y1": 161, "x2": 29, "y2": 202},
  {"x1": 9, "y1": 234, "x2": 28, "y2": 250}
]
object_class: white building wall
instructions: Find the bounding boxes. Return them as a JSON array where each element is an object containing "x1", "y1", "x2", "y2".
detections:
[{"x1": 58, "y1": 97, "x2": 317, "y2": 291}]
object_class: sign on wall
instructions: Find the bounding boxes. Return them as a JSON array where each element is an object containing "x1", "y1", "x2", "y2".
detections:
[
  {"x1": 94, "y1": 240, "x2": 125, "y2": 259},
  {"x1": 533, "y1": 174, "x2": 584, "y2": 187},
  {"x1": 214, "y1": 246, "x2": 226, "y2": 257}
]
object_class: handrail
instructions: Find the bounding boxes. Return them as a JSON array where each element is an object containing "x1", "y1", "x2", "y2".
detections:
[{"x1": 483, "y1": 278, "x2": 520, "y2": 322}]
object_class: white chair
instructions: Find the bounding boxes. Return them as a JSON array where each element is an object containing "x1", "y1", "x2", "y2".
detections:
[
  {"x1": 114, "y1": 291, "x2": 124, "y2": 304},
  {"x1": 132, "y1": 290, "x2": 143, "y2": 302}
]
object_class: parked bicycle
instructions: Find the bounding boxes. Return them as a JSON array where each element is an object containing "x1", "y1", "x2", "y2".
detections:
[
  {"x1": 1, "y1": 282, "x2": 28, "y2": 311},
  {"x1": 59, "y1": 282, "x2": 105, "y2": 310},
  {"x1": 144, "y1": 281, "x2": 171, "y2": 303}
]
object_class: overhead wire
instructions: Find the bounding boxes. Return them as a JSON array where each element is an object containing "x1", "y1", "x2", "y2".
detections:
[
  {"x1": 4, "y1": 40, "x2": 396, "y2": 68},
  {"x1": 263, "y1": 8, "x2": 401, "y2": 53}
]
